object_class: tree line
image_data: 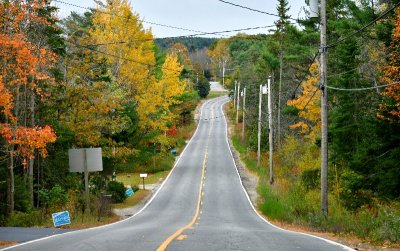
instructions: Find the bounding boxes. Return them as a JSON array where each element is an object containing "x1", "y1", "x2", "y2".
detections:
[
  {"x1": 0, "y1": 0, "x2": 210, "y2": 222},
  {"x1": 208, "y1": 0, "x2": 400, "y2": 235}
]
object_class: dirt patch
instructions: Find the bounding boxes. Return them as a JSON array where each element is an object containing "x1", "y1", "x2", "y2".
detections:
[{"x1": 0, "y1": 241, "x2": 18, "y2": 248}]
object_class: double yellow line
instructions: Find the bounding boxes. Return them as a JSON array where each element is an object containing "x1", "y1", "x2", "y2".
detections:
[{"x1": 157, "y1": 103, "x2": 215, "y2": 251}]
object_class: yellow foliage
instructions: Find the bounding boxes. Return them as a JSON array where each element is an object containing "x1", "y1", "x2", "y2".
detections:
[
  {"x1": 136, "y1": 54, "x2": 185, "y2": 144},
  {"x1": 90, "y1": 0, "x2": 155, "y2": 96},
  {"x1": 287, "y1": 63, "x2": 321, "y2": 142}
]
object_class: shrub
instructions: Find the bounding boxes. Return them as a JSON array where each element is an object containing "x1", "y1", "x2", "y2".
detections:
[
  {"x1": 38, "y1": 185, "x2": 68, "y2": 211},
  {"x1": 7, "y1": 210, "x2": 43, "y2": 227},
  {"x1": 106, "y1": 181, "x2": 126, "y2": 203}
]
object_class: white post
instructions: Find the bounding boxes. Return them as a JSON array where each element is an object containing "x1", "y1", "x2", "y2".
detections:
[
  {"x1": 84, "y1": 149, "x2": 90, "y2": 214},
  {"x1": 268, "y1": 77, "x2": 274, "y2": 184},
  {"x1": 242, "y1": 87, "x2": 246, "y2": 142},
  {"x1": 236, "y1": 82, "x2": 240, "y2": 124},
  {"x1": 234, "y1": 81, "x2": 237, "y2": 109},
  {"x1": 257, "y1": 84, "x2": 262, "y2": 167}
]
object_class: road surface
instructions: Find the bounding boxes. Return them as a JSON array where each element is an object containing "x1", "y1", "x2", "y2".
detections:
[{"x1": 4, "y1": 97, "x2": 353, "y2": 251}]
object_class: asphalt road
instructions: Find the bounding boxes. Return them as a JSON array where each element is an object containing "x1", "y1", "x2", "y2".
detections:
[{"x1": 3, "y1": 97, "x2": 353, "y2": 251}]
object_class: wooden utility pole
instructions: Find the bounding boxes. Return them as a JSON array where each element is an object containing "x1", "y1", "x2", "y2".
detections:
[
  {"x1": 236, "y1": 82, "x2": 240, "y2": 125},
  {"x1": 268, "y1": 76, "x2": 274, "y2": 184},
  {"x1": 257, "y1": 85, "x2": 262, "y2": 167},
  {"x1": 234, "y1": 81, "x2": 237, "y2": 110},
  {"x1": 320, "y1": 0, "x2": 329, "y2": 216},
  {"x1": 242, "y1": 87, "x2": 246, "y2": 142}
]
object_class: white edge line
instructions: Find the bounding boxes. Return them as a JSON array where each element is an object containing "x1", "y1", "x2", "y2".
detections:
[
  {"x1": 2, "y1": 99, "x2": 216, "y2": 251},
  {"x1": 219, "y1": 98, "x2": 355, "y2": 251}
]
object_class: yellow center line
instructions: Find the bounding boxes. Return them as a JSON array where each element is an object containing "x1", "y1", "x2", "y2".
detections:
[{"x1": 156, "y1": 104, "x2": 215, "y2": 251}]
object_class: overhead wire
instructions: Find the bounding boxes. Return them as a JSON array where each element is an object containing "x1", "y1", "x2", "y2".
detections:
[
  {"x1": 216, "y1": 0, "x2": 298, "y2": 22},
  {"x1": 327, "y1": 1, "x2": 400, "y2": 48},
  {"x1": 326, "y1": 81, "x2": 400, "y2": 91},
  {"x1": 53, "y1": 0, "x2": 207, "y2": 34},
  {"x1": 299, "y1": 87, "x2": 320, "y2": 112},
  {"x1": 290, "y1": 51, "x2": 320, "y2": 99}
]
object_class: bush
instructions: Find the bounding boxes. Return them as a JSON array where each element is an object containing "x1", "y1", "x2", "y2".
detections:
[
  {"x1": 196, "y1": 77, "x2": 210, "y2": 98},
  {"x1": 106, "y1": 181, "x2": 126, "y2": 203},
  {"x1": 38, "y1": 185, "x2": 68, "y2": 211},
  {"x1": 7, "y1": 210, "x2": 43, "y2": 227}
]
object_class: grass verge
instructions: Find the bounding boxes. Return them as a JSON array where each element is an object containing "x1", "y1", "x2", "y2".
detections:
[{"x1": 226, "y1": 104, "x2": 400, "y2": 249}]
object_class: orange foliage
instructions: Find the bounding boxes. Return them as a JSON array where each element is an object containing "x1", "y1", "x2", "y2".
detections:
[
  {"x1": 379, "y1": 9, "x2": 400, "y2": 122},
  {"x1": 166, "y1": 125, "x2": 178, "y2": 137},
  {"x1": 0, "y1": 126, "x2": 56, "y2": 159},
  {"x1": 0, "y1": 1, "x2": 58, "y2": 159}
]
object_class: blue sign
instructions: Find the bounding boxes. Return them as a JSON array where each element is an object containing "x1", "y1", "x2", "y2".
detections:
[
  {"x1": 52, "y1": 211, "x2": 71, "y2": 227},
  {"x1": 171, "y1": 148, "x2": 177, "y2": 155},
  {"x1": 125, "y1": 188, "x2": 134, "y2": 197}
]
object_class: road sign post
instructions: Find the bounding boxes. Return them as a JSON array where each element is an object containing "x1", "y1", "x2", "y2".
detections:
[{"x1": 68, "y1": 148, "x2": 103, "y2": 215}]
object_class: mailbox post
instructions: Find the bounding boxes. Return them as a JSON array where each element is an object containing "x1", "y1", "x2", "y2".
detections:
[{"x1": 140, "y1": 173, "x2": 147, "y2": 190}]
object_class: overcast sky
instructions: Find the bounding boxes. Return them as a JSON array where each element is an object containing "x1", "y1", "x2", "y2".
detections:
[{"x1": 53, "y1": 0, "x2": 307, "y2": 38}]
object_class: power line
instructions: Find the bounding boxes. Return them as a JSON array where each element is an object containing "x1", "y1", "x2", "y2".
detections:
[
  {"x1": 216, "y1": 0, "x2": 298, "y2": 21},
  {"x1": 78, "y1": 24, "x2": 275, "y2": 47},
  {"x1": 66, "y1": 40, "x2": 184, "y2": 75},
  {"x1": 327, "y1": 1, "x2": 400, "y2": 48},
  {"x1": 300, "y1": 87, "x2": 319, "y2": 112},
  {"x1": 54, "y1": 0, "x2": 205, "y2": 34},
  {"x1": 326, "y1": 81, "x2": 400, "y2": 91},
  {"x1": 290, "y1": 51, "x2": 320, "y2": 99},
  {"x1": 169, "y1": 25, "x2": 276, "y2": 38}
]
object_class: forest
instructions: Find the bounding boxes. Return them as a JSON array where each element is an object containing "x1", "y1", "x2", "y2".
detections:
[
  {"x1": 207, "y1": 0, "x2": 400, "y2": 244},
  {"x1": 0, "y1": 0, "x2": 210, "y2": 227}
]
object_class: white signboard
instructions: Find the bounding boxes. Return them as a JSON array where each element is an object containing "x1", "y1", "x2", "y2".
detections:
[
  {"x1": 68, "y1": 148, "x2": 103, "y2": 173},
  {"x1": 262, "y1": 85, "x2": 268, "y2": 94},
  {"x1": 140, "y1": 173, "x2": 148, "y2": 178}
]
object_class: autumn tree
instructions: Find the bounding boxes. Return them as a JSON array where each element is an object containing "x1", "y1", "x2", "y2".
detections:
[
  {"x1": 287, "y1": 63, "x2": 321, "y2": 143},
  {"x1": 208, "y1": 38, "x2": 230, "y2": 86},
  {"x1": 380, "y1": 8, "x2": 400, "y2": 122},
  {"x1": 0, "y1": 1, "x2": 58, "y2": 213}
]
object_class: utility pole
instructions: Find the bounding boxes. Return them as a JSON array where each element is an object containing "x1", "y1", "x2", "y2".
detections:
[
  {"x1": 242, "y1": 87, "x2": 246, "y2": 142},
  {"x1": 320, "y1": 0, "x2": 329, "y2": 216},
  {"x1": 236, "y1": 82, "x2": 240, "y2": 125},
  {"x1": 278, "y1": 52, "x2": 283, "y2": 149},
  {"x1": 234, "y1": 81, "x2": 237, "y2": 110},
  {"x1": 268, "y1": 76, "x2": 274, "y2": 184},
  {"x1": 257, "y1": 84, "x2": 262, "y2": 167}
]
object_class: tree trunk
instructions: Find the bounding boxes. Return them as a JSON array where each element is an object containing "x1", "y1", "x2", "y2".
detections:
[
  {"x1": 278, "y1": 52, "x2": 283, "y2": 149},
  {"x1": 28, "y1": 93, "x2": 35, "y2": 206},
  {"x1": 7, "y1": 148, "x2": 15, "y2": 214}
]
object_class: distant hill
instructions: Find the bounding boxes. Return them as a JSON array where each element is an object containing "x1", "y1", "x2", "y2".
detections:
[{"x1": 155, "y1": 37, "x2": 217, "y2": 52}]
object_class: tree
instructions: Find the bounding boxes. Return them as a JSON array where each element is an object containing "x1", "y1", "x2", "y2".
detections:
[
  {"x1": 287, "y1": 63, "x2": 321, "y2": 143},
  {"x1": 275, "y1": 0, "x2": 291, "y2": 147},
  {"x1": 0, "y1": 1, "x2": 58, "y2": 213},
  {"x1": 379, "y1": 8, "x2": 400, "y2": 122},
  {"x1": 208, "y1": 39, "x2": 230, "y2": 85},
  {"x1": 196, "y1": 76, "x2": 210, "y2": 98}
]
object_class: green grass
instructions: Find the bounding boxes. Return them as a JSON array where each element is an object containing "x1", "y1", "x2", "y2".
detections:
[
  {"x1": 113, "y1": 189, "x2": 150, "y2": 209},
  {"x1": 116, "y1": 171, "x2": 169, "y2": 187},
  {"x1": 227, "y1": 105, "x2": 400, "y2": 246}
]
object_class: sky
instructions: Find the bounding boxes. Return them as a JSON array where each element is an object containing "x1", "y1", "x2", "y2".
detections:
[{"x1": 53, "y1": 0, "x2": 307, "y2": 38}]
